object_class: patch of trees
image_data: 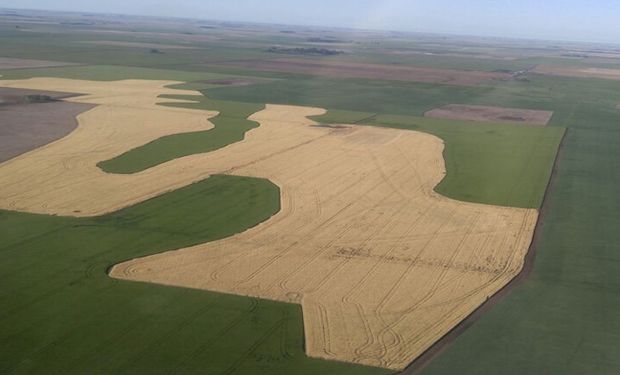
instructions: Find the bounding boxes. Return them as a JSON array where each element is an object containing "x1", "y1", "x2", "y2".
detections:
[
  {"x1": 306, "y1": 37, "x2": 346, "y2": 43},
  {"x1": 23, "y1": 95, "x2": 55, "y2": 103},
  {"x1": 266, "y1": 46, "x2": 344, "y2": 56}
]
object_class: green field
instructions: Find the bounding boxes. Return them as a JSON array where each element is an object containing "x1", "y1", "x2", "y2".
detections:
[
  {"x1": 99, "y1": 96, "x2": 264, "y2": 173},
  {"x1": 313, "y1": 110, "x2": 564, "y2": 208},
  {"x1": 2, "y1": 12, "x2": 620, "y2": 375},
  {"x1": 0, "y1": 175, "x2": 388, "y2": 375},
  {"x1": 419, "y1": 81, "x2": 620, "y2": 375}
]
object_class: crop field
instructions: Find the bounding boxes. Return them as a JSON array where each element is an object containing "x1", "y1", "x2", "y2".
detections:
[
  {"x1": 424, "y1": 104, "x2": 553, "y2": 125},
  {"x1": 534, "y1": 65, "x2": 620, "y2": 81},
  {"x1": 110, "y1": 105, "x2": 538, "y2": 369},
  {"x1": 0, "y1": 175, "x2": 388, "y2": 375},
  {"x1": 1, "y1": 8, "x2": 619, "y2": 375},
  {"x1": 0, "y1": 76, "x2": 539, "y2": 369}
]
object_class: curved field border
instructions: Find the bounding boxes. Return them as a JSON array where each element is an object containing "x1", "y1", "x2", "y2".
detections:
[
  {"x1": 0, "y1": 70, "x2": 568, "y2": 374},
  {"x1": 0, "y1": 175, "x2": 389, "y2": 375},
  {"x1": 312, "y1": 110, "x2": 564, "y2": 209},
  {"x1": 107, "y1": 104, "x2": 539, "y2": 369},
  {"x1": 399, "y1": 130, "x2": 567, "y2": 375},
  {"x1": 0, "y1": 76, "x2": 543, "y2": 370},
  {"x1": 98, "y1": 95, "x2": 562, "y2": 210},
  {"x1": 98, "y1": 96, "x2": 264, "y2": 174}
]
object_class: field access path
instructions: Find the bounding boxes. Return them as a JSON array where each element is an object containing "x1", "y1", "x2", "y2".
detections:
[{"x1": 0, "y1": 78, "x2": 537, "y2": 370}]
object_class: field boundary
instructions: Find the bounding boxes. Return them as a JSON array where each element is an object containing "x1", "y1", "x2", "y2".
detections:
[{"x1": 399, "y1": 128, "x2": 567, "y2": 375}]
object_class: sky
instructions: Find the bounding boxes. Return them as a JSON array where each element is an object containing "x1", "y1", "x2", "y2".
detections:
[{"x1": 3, "y1": 0, "x2": 620, "y2": 44}]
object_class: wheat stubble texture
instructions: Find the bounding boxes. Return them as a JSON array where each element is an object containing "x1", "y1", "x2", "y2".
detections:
[{"x1": 0, "y1": 78, "x2": 537, "y2": 370}]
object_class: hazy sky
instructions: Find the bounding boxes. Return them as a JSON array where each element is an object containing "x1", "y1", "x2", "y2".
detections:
[{"x1": 3, "y1": 0, "x2": 620, "y2": 44}]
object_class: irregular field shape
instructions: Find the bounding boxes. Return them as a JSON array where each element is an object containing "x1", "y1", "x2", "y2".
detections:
[
  {"x1": 111, "y1": 107, "x2": 538, "y2": 369},
  {"x1": 0, "y1": 87, "x2": 94, "y2": 162},
  {"x1": 424, "y1": 104, "x2": 554, "y2": 125},
  {"x1": 0, "y1": 78, "x2": 537, "y2": 370},
  {"x1": 209, "y1": 58, "x2": 512, "y2": 86},
  {"x1": 0, "y1": 78, "x2": 217, "y2": 216}
]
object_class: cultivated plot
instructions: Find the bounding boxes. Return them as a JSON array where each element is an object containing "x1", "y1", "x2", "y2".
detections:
[
  {"x1": 534, "y1": 65, "x2": 620, "y2": 81},
  {"x1": 0, "y1": 78, "x2": 217, "y2": 215},
  {"x1": 0, "y1": 78, "x2": 537, "y2": 370},
  {"x1": 425, "y1": 104, "x2": 553, "y2": 125},
  {"x1": 109, "y1": 104, "x2": 538, "y2": 369}
]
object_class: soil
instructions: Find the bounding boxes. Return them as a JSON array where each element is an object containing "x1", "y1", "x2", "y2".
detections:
[
  {"x1": 209, "y1": 58, "x2": 512, "y2": 86},
  {"x1": 425, "y1": 104, "x2": 553, "y2": 125},
  {"x1": 0, "y1": 87, "x2": 94, "y2": 163}
]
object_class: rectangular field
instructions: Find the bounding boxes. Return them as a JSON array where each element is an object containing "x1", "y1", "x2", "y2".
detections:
[{"x1": 424, "y1": 104, "x2": 554, "y2": 125}]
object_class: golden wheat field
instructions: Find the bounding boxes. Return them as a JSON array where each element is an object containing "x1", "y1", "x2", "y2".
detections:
[{"x1": 0, "y1": 78, "x2": 538, "y2": 370}]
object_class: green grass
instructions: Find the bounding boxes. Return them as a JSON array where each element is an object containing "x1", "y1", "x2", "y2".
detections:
[
  {"x1": 419, "y1": 81, "x2": 620, "y2": 375},
  {"x1": 313, "y1": 110, "x2": 564, "y2": 208},
  {"x1": 99, "y1": 96, "x2": 264, "y2": 173},
  {"x1": 0, "y1": 175, "x2": 390, "y2": 375}
]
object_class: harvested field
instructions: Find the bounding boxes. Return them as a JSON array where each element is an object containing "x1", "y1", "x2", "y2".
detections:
[
  {"x1": 0, "y1": 78, "x2": 537, "y2": 370},
  {"x1": 80, "y1": 40, "x2": 200, "y2": 49},
  {"x1": 0, "y1": 87, "x2": 94, "y2": 162},
  {"x1": 108, "y1": 105, "x2": 537, "y2": 369},
  {"x1": 0, "y1": 78, "x2": 217, "y2": 215},
  {"x1": 0, "y1": 57, "x2": 79, "y2": 70},
  {"x1": 425, "y1": 104, "x2": 554, "y2": 125},
  {"x1": 209, "y1": 58, "x2": 512, "y2": 86},
  {"x1": 534, "y1": 65, "x2": 620, "y2": 81}
]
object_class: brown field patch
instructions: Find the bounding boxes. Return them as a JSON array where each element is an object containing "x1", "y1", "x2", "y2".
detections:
[
  {"x1": 0, "y1": 87, "x2": 94, "y2": 162},
  {"x1": 425, "y1": 104, "x2": 553, "y2": 125},
  {"x1": 209, "y1": 58, "x2": 512, "y2": 86},
  {"x1": 534, "y1": 65, "x2": 620, "y2": 81},
  {"x1": 0, "y1": 78, "x2": 537, "y2": 370},
  {"x1": 0, "y1": 57, "x2": 80, "y2": 70}
]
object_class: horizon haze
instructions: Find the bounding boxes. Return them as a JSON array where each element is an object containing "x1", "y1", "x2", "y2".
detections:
[{"x1": 2, "y1": 0, "x2": 620, "y2": 45}]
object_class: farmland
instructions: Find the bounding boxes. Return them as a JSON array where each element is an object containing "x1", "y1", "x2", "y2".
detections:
[
  {"x1": 1, "y1": 7, "x2": 619, "y2": 375},
  {"x1": 0, "y1": 75, "x2": 540, "y2": 369}
]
